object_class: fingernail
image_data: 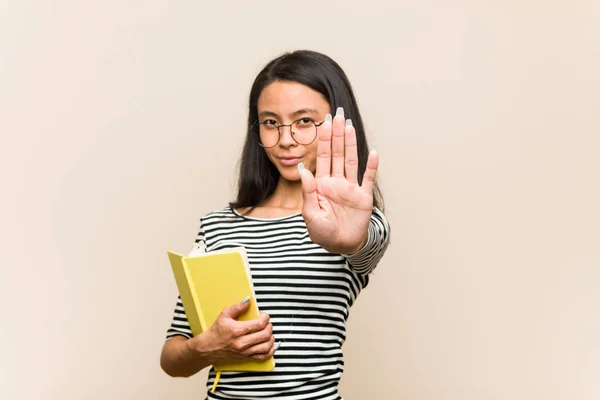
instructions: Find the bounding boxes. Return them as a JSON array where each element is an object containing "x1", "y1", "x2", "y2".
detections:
[
  {"x1": 241, "y1": 295, "x2": 250, "y2": 305},
  {"x1": 298, "y1": 162, "x2": 305, "y2": 172},
  {"x1": 274, "y1": 342, "x2": 281, "y2": 351},
  {"x1": 345, "y1": 119, "x2": 352, "y2": 127},
  {"x1": 372, "y1": 142, "x2": 378, "y2": 152},
  {"x1": 336, "y1": 107, "x2": 344, "y2": 118},
  {"x1": 325, "y1": 113, "x2": 332, "y2": 123}
]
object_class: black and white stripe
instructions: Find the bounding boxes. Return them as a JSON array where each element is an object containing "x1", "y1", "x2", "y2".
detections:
[{"x1": 166, "y1": 206, "x2": 390, "y2": 400}]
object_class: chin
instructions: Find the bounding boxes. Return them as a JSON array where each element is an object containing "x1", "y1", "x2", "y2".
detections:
[{"x1": 279, "y1": 170, "x2": 301, "y2": 182}]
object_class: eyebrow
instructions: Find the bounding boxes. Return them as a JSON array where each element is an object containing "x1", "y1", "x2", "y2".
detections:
[{"x1": 258, "y1": 108, "x2": 320, "y2": 119}]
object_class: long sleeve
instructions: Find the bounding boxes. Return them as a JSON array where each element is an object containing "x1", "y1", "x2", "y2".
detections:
[
  {"x1": 342, "y1": 207, "x2": 391, "y2": 276},
  {"x1": 165, "y1": 296, "x2": 193, "y2": 340}
]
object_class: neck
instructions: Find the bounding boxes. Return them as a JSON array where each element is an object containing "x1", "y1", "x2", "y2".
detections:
[{"x1": 262, "y1": 176, "x2": 303, "y2": 209}]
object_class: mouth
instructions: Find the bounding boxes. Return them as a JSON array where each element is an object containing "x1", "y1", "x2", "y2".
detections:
[{"x1": 277, "y1": 157, "x2": 302, "y2": 166}]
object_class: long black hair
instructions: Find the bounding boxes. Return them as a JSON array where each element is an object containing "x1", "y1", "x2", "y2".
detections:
[{"x1": 230, "y1": 50, "x2": 383, "y2": 212}]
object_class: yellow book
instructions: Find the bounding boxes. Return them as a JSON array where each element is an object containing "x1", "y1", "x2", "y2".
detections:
[{"x1": 167, "y1": 247, "x2": 275, "y2": 375}]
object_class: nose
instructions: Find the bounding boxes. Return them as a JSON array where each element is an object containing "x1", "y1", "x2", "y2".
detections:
[{"x1": 278, "y1": 124, "x2": 296, "y2": 147}]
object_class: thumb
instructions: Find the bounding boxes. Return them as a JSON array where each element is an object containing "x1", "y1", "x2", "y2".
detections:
[
  {"x1": 298, "y1": 162, "x2": 319, "y2": 220},
  {"x1": 221, "y1": 295, "x2": 251, "y2": 320}
]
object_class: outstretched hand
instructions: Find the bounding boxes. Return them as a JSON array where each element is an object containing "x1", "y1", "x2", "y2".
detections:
[{"x1": 298, "y1": 107, "x2": 378, "y2": 255}]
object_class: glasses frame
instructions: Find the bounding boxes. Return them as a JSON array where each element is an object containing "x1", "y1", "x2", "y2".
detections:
[{"x1": 254, "y1": 118, "x2": 325, "y2": 148}]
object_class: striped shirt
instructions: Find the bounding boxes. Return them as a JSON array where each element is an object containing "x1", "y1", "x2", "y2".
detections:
[{"x1": 166, "y1": 205, "x2": 391, "y2": 400}]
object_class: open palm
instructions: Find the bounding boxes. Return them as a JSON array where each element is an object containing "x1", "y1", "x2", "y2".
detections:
[{"x1": 298, "y1": 107, "x2": 379, "y2": 255}]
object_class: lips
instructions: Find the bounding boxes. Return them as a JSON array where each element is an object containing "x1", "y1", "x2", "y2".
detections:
[{"x1": 277, "y1": 157, "x2": 302, "y2": 166}]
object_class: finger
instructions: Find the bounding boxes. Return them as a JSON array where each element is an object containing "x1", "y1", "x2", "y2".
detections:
[
  {"x1": 298, "y1": 162, "x2": 319, "y2": 222},
  {"x1": 315, "y1": 113, "x2": 332, "y2": 178},
  {"x1": 244, "y1": 336, "x2": 276, "y2": 360},
  {"x1": 238, "y1": 323, "x2": 274, "y2": 352},
  {"x1": 235, "y1": 312, "x2": 270, "y2": 336},
  {"x1": 250, "y1": 346, "x2": 277, "y2": 361},
  {"x1": 344, "y1": 119, "x2": 358, "y2": 183},
  {"x1": 361, "y1": 145, "x2": 379, "y2": 195},
  {"x1": 220, "y1": 295, "x2": 252, "y2": 319},
  {"x1": 331, "y1": 107, "x2": 345, "y2": 177}
]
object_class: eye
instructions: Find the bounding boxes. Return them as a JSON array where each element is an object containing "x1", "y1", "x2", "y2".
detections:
[
  {"x1": 261, "y1": 119, "x2": 278, "y2": 125},
  {"x1": 296, "y1": 117, "x2": 314, "y2": 126}
]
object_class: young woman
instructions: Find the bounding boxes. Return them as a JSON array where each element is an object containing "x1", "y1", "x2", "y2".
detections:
[{"x1": 160, "y1": 50, "x2": 391, "y2": 400}]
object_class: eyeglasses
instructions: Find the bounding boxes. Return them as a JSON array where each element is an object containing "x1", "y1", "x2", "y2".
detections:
[{"x1": 255, "y1": 117, "x2": 325, "y2": 148}]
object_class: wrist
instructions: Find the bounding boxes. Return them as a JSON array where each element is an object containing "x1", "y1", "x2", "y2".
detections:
[
  {"x1": 185, "y1": 331, "x2": 217, "y2": 364},
  {"x1": 348, "y1": 237, "x2": 368, "y2": 255},
  {"x1": 343, "y1": 228, "x2": 371, "y2": 256},
  {"x1": 357, "y1": 236, "x2": 368, "y2": 252}
]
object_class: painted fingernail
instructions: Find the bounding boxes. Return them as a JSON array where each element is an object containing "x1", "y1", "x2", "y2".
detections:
[
  {"x1": 241, "y1": 295, "x2": 250, "y2": 305},
  {"x1": 336, "y1": 107, "x2": 344, "y2": 118},
  {"x1": 345, "y1": 119, "x2": 352, "y2": 127},
  {"x1": 274, "y1": 342, "x2": 281, "y2": 351},
  {"x1": 372, "y1": 143, "x2": 378, "y2": 152},
  {"x1": 298, "y1": 162, "x2": 305, "y2": 172},
  {"x1": 325, "y1": 113, "x2": 332, "y2": 123}
]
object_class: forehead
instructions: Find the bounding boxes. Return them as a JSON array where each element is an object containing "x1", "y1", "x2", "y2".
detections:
[{"x1": 257, "y1": 81, "x2": 330, "y2": 114}]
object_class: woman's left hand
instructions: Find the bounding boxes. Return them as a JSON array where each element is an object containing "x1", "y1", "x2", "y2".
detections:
[{"x1": 298, "y1": 107, "x2": 378, "y2": 254}]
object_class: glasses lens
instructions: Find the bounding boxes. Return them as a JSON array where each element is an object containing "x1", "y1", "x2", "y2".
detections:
[
  {"x1": 292, "y1": 119, "x2": 317, "y2": 145},
  {"x1": 259, "y1": 123, "x2": 279, "y2": 147}
]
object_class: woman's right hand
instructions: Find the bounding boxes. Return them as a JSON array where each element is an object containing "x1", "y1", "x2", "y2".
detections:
[{"x1": 187, "y1": 297, "x2": 277, "y2": 363}]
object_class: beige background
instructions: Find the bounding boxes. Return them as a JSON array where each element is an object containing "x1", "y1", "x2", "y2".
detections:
[{"x1": 1, "y1": 1, "x2": 599, "y2": 399}]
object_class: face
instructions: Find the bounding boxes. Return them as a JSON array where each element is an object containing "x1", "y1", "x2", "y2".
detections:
[{"x1": 256, "y1": 80, "x2": 331, "y2": 182}]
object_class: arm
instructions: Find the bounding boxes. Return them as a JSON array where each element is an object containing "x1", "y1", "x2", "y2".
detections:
[
  {"x1": 160, "y1": 295, "x2": 215, "y2": 377},
  {"x1": 342, "y1": 207, "x2": 391, "y2": 275},
  {"x1": 159, "y1": 296, "x2": 276, "y2": 378},
  {"x1": 160, "y1": 334, "x2": 214, "y2": 378}
]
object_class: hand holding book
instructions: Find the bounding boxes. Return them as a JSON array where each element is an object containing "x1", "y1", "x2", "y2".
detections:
[
  {"x1": 167, "y1": 247, "x2": 277, "y2": 392},
  {"x1": 186, "y1": 296, "x2": 277, "y2": 363}
]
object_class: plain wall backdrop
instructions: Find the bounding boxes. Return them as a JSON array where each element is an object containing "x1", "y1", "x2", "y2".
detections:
[{"x1": 1, "y1": 1, "x2": 599, "y2": 399}]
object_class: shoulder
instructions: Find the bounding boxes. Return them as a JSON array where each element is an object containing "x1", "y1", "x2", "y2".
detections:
[
  {"x1": 197, "y1": 205, "x2": 238, "y2": 224},
  {"x1": 200, "y1": 205, "x2": 235, "y2": 218}
]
